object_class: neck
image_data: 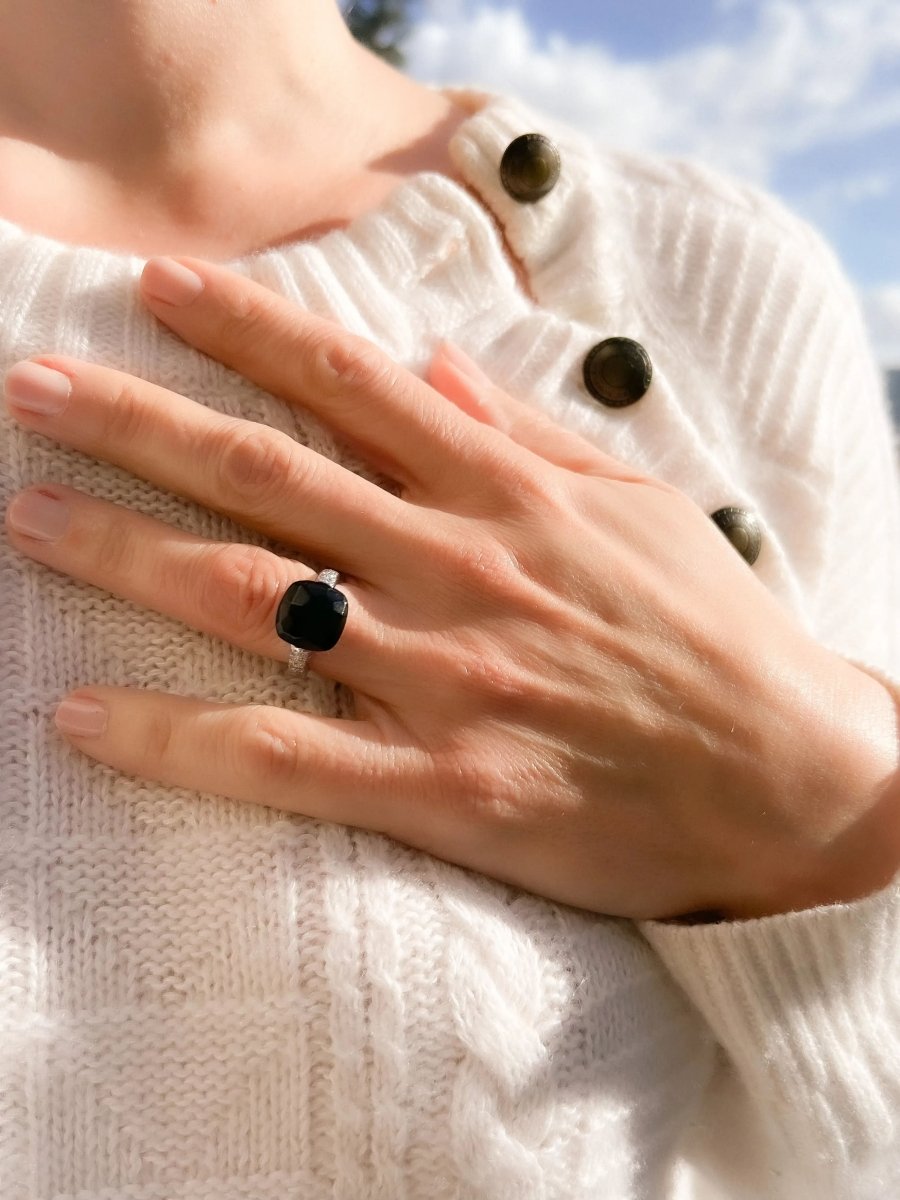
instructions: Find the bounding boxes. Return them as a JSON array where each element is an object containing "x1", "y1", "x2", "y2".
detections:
[
  {"x1": 0, "y1": 0, "x2": 374, "y2": 175},
  {"x1": 0, "y1": 0, "x2": 465, "y2": 255}
]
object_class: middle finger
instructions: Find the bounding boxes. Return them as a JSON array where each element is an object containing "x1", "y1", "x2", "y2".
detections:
[{"x1": 3, "y1": 356, "x2": 430, "y2": 586}]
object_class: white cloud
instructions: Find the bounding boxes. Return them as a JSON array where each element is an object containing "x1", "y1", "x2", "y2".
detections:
[{"x1": 407, "y1": 0, "x2": 900, "y2": 183}]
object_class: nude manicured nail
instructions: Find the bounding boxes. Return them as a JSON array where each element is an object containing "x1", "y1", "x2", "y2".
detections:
[
  {"x1": 4, "y1": 362, "x2": 72, "y2": 415},
  {"x1": 7, "y1": 491, "x2": 70, "y2": 540},
  {"x1": 142, "y1": 257, "x2": 205, "y2": 306},
  {"x1": 55, "y1": 697, "x2": 108, "y2": 738}
]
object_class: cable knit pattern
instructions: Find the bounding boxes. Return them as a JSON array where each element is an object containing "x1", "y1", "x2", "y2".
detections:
[{"x1": 0, "y1": 86, "x2": 899, "y2": 1200}]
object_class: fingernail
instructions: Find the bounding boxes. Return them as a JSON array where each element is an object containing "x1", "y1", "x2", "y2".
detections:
[
  {"x1": 55, "y1": 696, "x2": 108, "y2": 737},
  {"x1": 141, "y1": 257, "x2": 204, "y2": 306},
  {"x1": 7, "y1": 490, "x2": 70, "y2": 541},
  {"x1": 439, "y1": 341, "x2": 492, "y2": 386},
  {"x1": 4, "y1": 362, "x2": 72, "y2": 415}
]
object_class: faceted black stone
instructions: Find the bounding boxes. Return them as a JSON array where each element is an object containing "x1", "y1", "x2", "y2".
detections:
[
  {"x1": 710, "y1": 507, "x2": 762, "y2": 566},
  {"x1": 583, "y1": 338, "x2": 653, "y2": 408},
  {"x1": 275, "y1": 580, "x2": 349, "y2": 652},
  {"x1": 500, "y1": 133, "x2": 561, "y2": 202}
]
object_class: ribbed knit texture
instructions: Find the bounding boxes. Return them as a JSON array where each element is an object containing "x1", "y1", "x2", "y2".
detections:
[{"x1": 1, "y1": 86, "x2": 899, "y2": 1200}]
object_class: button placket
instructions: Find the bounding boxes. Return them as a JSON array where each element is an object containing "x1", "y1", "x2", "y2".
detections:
[{"x1": 496, "y1": 129, "x2": 764, "y2": 571}]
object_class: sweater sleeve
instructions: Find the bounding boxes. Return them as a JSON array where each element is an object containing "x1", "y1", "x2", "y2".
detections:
[
  {"x1": 638, "y1": 801, "x2": 900, "y2": 1200},
  {"x1": 636, "y1": 199, "x2": 900, "y2": 1199}
]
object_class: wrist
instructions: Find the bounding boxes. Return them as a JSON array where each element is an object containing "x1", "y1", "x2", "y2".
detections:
[
  {"x1": 807, "y1": 655, "x2": 900, "y2": 900},
  {"x1": 727, "y1": 652, "x2": 900, "y2": 921}
]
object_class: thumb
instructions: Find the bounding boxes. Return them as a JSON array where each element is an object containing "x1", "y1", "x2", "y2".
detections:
[
  {"x1": 426, "y1": 341, "x2": 508, "y2": 429},
  {"x1": 427, "y1": 341, "x2": 612, "y2": 476}
]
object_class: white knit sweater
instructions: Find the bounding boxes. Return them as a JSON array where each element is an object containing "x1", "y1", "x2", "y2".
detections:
[{"x1": 2, "y1": 86, "x2": 900, "y2": 1200}]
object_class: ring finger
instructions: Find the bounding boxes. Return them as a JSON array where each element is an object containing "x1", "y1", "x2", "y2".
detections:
[{"x1": 4, "y1": 483, "x2": 393, "y2": 690}]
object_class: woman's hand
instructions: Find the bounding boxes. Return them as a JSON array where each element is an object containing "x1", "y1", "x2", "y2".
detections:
[{"x1": 4, "y1": 256, "x2": 899, "y2": 922}]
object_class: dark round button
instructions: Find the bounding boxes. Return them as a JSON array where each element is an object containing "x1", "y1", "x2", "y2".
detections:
[
  {"x1": 275, "y1": 579, "x2": 349, "y2": 652},
  {"x1": 500, "y1": 133, "x2": 561, "y2": 202},
  {"x1": 710, "y1": 507, "x2": 762, "y2": 566},
  {"x1": 583, "y1": 338, "x2": 653, "y2": 408}
]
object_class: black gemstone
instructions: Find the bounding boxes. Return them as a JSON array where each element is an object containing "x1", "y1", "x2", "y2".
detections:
[
  {"x1": 275, "y1": 580, "x2": 349, "y2": 652},
  {"x1": 583, "y1": 338, "x2": 653, "y2": 408},
  {"x1": 500, "y1": 133, "x2": 561, "y2": 202},
  {"x1": 710, "y1": 507, "x2": 762, "y2": 566}
]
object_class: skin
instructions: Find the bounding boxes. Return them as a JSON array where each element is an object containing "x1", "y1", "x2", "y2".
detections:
[
  {"x1": 3, "y1": 260, "x2": 900, "y2": 921},
  {"x1": 0, "y1": 0, "x2": 473, "y2": 259},
  {"x1": 0, "y1": 1, "x2": 898, "y2": 920}
]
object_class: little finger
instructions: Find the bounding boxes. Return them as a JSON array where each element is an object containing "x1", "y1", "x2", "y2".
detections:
[{"x1": 53, "y1": 686, "x2": 435, "y2": 845}]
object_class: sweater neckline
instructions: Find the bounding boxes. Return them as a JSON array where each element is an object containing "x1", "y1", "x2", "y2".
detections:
[{"x1": 0, "y1": 85, "x2": 515, "y2": 286}]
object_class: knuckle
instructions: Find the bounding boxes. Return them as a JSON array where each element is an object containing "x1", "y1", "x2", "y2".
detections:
[
  {"x1": 432, "y1": 745, "x2": 521, "y2": 829},
  {"x1": 440, "y1": 527, "x2": 522, "y2": 594},
  {"x1": 198, "y1": 544, "x2": 284, "y2": 642},
  {"x1": 452, "y1": 645, "x2": 541, "y2": 713},
  {"x1": 142, "y1": 703, "x2": 178, "y2": 767},
  {"x1": 94, "y1": 511, "x2": 138, "y2": 578},
  {"x1": 456, "y1": 538, "x2": 509, "y2": 583},
  {"x1": 239, "y1": 710, "x2": 304, "y2": 786},
  {"x1": 215, "y1": 285, "x2": 285, "y2": 351},
  {"x1": 103, "y1": 379, "x2": 150, "y2": 446},
  {"x1": 497, "y1": 457, "x2": 570, "y2": 516},
  {"x1": 451, "y1": 434, "x2": 569, "y2": 519},
  {"x1": 215, "y1": 420, "x2": 302, "y2": 509},
  {"x1": 314, "y1": 331, "x2": 398, "y2": 406}
]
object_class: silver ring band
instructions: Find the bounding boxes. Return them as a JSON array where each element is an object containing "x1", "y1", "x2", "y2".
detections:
[{"x1": 287, "y1": 569, "x2": 340, "y2": 678}]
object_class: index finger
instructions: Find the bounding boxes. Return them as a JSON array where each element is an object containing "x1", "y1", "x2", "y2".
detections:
[{"x1": 139, "y1": 256, "x2": 514, "y2": 502}]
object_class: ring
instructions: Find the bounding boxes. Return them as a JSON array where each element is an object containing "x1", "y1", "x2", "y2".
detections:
[{"x1": 275, "y1": 568, "x2": 349, "y2": 678}]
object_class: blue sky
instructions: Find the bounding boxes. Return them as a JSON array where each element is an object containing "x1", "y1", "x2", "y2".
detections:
[
  {"x1": 516, "y1": 0, "x2": 757, "y2": 57},
  {"x1": 402, "y1": 0, "x2": 900, "y2": 365}
]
